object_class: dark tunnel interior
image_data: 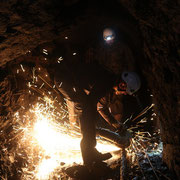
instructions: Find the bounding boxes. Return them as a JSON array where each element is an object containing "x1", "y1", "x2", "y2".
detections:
[{"x1": 0, "y1": 0, "x2": 179, "y2": 179}]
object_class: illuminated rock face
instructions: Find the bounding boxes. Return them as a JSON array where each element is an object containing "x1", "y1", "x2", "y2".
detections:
[{"x1": 0, "y1": 0, "x2": 179, "y2": 178}]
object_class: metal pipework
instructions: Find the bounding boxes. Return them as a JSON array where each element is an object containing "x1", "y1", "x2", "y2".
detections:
[{"x1": 96, "y1": 128, "x2": 131, "y2": 148}]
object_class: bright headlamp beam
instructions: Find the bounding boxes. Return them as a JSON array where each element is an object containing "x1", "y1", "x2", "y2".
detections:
[{"x1": 106, "y1": 36, "x2": 112, "y2": 41}]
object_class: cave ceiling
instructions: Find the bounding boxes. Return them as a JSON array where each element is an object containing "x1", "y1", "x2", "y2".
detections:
[{"x1": 0, "y1": 0, "x2": 143, "y2": 68}]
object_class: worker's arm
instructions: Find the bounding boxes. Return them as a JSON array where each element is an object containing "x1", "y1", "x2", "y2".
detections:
[{"x1": 97, "y1": 96, "x2": 121, "y2": 129}]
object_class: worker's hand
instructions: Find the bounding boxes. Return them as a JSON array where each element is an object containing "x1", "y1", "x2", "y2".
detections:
[
  {"x1": 112, "y1": 122, "x2": 123, "y2": 129},
  {"x1": 112, "y1": 122, "x2": 127, "y2": 135}
]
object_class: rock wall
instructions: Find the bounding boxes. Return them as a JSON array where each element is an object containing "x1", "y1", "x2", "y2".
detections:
[
  {"x1": 0, "y1": 0, "x2": 179, "y2": 177},
  {"x1": 117, "y1": 0, "x2": 180, "y2": 177},
  {"x1": 0, "y1": 0, "x2": 83, "y2": 66}
]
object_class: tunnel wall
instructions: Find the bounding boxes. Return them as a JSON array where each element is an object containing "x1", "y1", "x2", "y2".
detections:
[
  {"x1": 0, "y1": 0, "x2": 179, "y2": 177},
  {"x1": 117, "y1": 0, "x2": 180, "y2": 176}
]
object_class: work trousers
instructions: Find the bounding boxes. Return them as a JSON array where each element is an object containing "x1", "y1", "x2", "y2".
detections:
[
  {"x1": 54, "y1": 71, "x2": 98, "y2": 156},
  {"x1": 54, "y1": 61, "x2": 116, "y2": 163}
]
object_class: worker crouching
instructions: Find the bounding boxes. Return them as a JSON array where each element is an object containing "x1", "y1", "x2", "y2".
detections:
[{"x1": 54, "y1": 61, "x2": 141, "y2": 165}]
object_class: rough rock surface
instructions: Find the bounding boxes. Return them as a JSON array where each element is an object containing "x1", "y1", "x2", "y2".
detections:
[
  {"x1": 0, "y1": 0, "x2": 179, "y2": 178},
  {"x1": 0, "y1": 0, "x2": 83, "y2": 66},
  {"x1": 117, "y1": 0, "x2": 180, "y2": 177}
]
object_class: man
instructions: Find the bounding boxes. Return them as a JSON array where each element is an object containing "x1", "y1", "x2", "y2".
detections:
[
  {"x1": 97, "y1": 71, "x2": 141, "y2": 130},
  {"x1": 54, "y1": 58, "x2": 141, "y2": 165}
]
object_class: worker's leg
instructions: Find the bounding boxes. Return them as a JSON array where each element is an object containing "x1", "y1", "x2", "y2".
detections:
[
  {"x1": 79, "y1": 102, "x2": 97, "y2": 159},
  {"x1": 66, "y1": 100, "x2": 80, "y2": 126},
  {"x1": 79, "y1": 102, "x2": 112, "y2": 165},
  {"x1": 55, "y1": 79, "x2": 98, "y2": 162}
]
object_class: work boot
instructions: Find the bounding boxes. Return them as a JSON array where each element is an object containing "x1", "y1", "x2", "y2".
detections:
[{"x1": 81, "y1": 148, "x2": 112, "y2": 165}]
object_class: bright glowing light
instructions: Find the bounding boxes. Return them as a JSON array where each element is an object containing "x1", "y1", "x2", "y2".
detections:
[
  {"x1": 103, "y1": 28, "x2": 115, "y2": 43},
  {"x1": 33, "y1": 118, "x2": 81, "y2": 153},
  {"x1": 20, "y1": 102, "x2": 119, "y2": 179},
  {"x1": 106, "y1": 36, "x2": 112, "y2": 41},
  {"x1": 20, "y1": 64, "x2": 25, "y2": 72},
  {"x1": 36, "y1": 158, "x2": 59, "y2": 179},
  {"x1": 43, "y1": 96, "x2": 53, "y2": 104}
]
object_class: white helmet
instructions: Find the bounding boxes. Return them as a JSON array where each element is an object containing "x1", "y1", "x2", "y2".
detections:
[{"x1": 121, "y1": 71, "x2": 141, "y2": 95}]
